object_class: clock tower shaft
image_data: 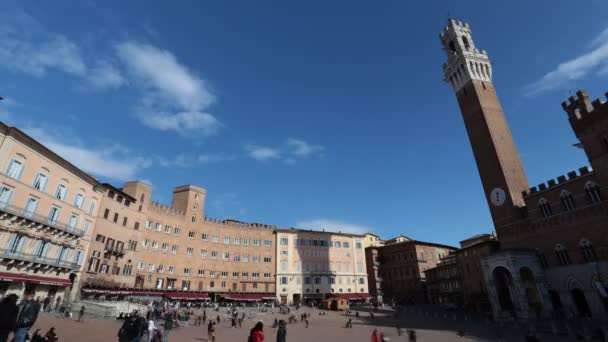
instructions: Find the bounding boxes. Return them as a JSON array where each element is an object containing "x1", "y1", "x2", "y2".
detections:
[{"x1": 440, "y1": 20, "x2": 529, "y2": 227}]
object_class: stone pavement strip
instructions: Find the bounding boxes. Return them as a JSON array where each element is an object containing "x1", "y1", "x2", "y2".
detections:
[{"x1": 22, "y1": 311, "x2": 578, "y2": 341}]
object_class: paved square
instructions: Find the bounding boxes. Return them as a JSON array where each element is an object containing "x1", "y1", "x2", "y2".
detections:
[{"x1": 23, "y1": 308, "x2": 576, "y2": 341}]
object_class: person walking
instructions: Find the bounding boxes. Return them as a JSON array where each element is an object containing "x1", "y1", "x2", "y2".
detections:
[
  {"x1": 408, "y1": 329, "x2": 417, "y2": 342},
  {"x1": 276, "y1": 320, "x2": 286, "y2": 342},
  {"x1": 147, "y1": 318, "x2": 157, "y2": 342},
  {"x1": 78, "y1": 305, "x2": 86, "y2": 322},
  {"x1": 14, "y1": 292, "x2": 41, "y2": 342},
  {"x1": 163, "y1": 313, "x2": 174, "y2": 342},
  {"x1": 209, "y1": 322, "x2": 216, "y2": 342},
  {"x1": 371, "y1": 329, "x2": 381, "y2": 342},
  {"x1": 249, "y1": 321, "x2": 264, "y2": 342},
  {"x1": 207, "y1": 320, "x2": 214, "y2": 341},
  {"x1": 0, "y1": 294, "x2": 19, "y2": 342},
  {"x1": 118, "y1": 314, "x2": 135, "y2": 342}
]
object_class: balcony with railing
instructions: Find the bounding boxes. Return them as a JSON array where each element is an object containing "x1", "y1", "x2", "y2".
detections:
[
  {"x1": 0, "y1": 202, "x2": 85, "y2": 238},
  {"x1": 104, "y1": 244, "x2": 125, "y2": 256},
  {"x1": 0, "y1": 248, "x2": 80, "y2": 271}
]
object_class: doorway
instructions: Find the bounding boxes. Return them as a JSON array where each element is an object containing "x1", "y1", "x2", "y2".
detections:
[{"x1": 492, "y1": 267, "x2": 514, "y2": 311}]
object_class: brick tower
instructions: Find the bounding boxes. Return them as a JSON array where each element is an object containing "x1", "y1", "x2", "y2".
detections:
[{"x1": 440, "y1": 19, "x2": 529, "y2": 228}]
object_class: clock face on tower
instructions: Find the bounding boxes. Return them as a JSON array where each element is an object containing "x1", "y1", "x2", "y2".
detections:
[{"x1": 490, "y1": 188, "x2": 506, "y2": 207}]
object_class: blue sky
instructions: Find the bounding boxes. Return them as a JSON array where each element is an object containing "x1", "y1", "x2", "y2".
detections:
[{"x1": 2, "y1": 1, "x2": 607, "y2": 246}]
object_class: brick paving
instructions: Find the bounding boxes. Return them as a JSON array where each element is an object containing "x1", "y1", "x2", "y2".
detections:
[{"x1": 22, "y1": 308, "x2": 579, "y2": 341}]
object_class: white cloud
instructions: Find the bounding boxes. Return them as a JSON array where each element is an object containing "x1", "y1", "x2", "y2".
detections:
[
  {"x1": 0, "y1": 10, "x2": 128, "y2": 91},
  {"x1": 245, "y1": 138, "x2": 325, "y2": 163},
  {"x1": 116, "y1": 42, "x2": 214, "y2": 110},
  {"x1": 23, "y1": 127, "x2": 148, "y2": 180},
  {"x1": 296, "y1": 219, "x2": 373, "y2": 235},
  {"x1": 245, "y1": 145, "x2": 282, "y2": 162},
  {"x1": 527, "y1": 26, "x2": 608, "y2": 94},
  {"x1": 198, "y1": 154, "x2": 235, "y2": 163},
  {"x1": 287, "y1": 138, "x2": 324, "y2": 158},
  {"x1": 155, "y1": 153, "x2": 234, "y2": 168},
  {"x1": 0, "y1": 11, "x2": 86, "y2": 78},
  {"x1": 136, "y1": 110, "x2": 220, "y2": 135},
  {"x1": 87, "y1": 60, "x2": 126, "y2": 89},
  {"x1": 116, "y1": 41, "x2": 219, "y2": 135}
]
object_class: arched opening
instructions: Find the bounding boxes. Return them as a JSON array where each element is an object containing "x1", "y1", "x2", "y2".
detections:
[
  {"x1": 585, "y1": 181, "x2": 602, "y2": 203},
  {"x1": 520, "y1": 267, "x2": 542, "y2": 317},
  {"x1": 449, "y1": 41, "x2": 456, "y2": 52},
  {"x1": 570, "y1": 288, "x2": 592, "y2": 318},
  {"x1": 560, "y1": 190, "x2": 576, "y2": 211},
  {"x1": 492, "y1": 267, "x2": 515, "y2": 312},
  {"x1": 462, "y1": 36, "x2": 470, "y2": 50},
  {"x1": 538, "y1": 198, "x2": 553, "y2": 218}
]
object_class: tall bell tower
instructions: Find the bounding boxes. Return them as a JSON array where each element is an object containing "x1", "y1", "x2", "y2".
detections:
[{"x1": 440, "y1": 19, "x2": 529, "y2": 227}]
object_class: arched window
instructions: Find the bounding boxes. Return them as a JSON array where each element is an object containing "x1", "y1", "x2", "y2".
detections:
[
  {"x1": 560, "y1": 190, "x2": 576, "y2": 211},
  {"x1": 538, "y1": 198, "x2": 553, "y2": 218},
  {"x1": 579, "y1": 239, "x2": 597, "y2": 263},
  {"x1": 554, "y1": 244, "x2": 571, "y2": 266},
  {"x1": 462, "y1": 36, "x2": 470, "y2": 50},
  {"x1": 449, "y1": 41, "x2": 456, "y2": 52},
  {"x1": 585, "y1": 181, "x2": 602, "y2": 203}
]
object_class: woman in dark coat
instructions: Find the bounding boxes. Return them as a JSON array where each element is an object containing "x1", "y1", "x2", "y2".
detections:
[{"x1": 276, "y1": 320, "x2": 286, "y2": 342}]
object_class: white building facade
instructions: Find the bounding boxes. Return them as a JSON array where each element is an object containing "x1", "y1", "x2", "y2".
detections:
[{"x1": 275, "y1": 229, "x2": 369, "y2": 305}]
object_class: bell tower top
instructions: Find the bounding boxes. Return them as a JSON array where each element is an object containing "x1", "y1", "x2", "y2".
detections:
[{"x1": 440, "y1": 19, "x2": 493, "y2": 92}]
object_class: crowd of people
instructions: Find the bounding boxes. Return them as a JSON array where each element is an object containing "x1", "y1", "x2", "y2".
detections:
[{"x1": 0, "y1": 291, "x2": 57, "y2": 342}]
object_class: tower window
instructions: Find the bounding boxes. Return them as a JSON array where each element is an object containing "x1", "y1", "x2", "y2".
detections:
[
  {"x1": 554, "y1": 244, "x2": 571, "y2": 265},
  {"x1": 538, "y1": 198, "x2": 553, "y2": 218},
  {"x1": 585, "y1": 181, "x2": 602, "y2": 204},
  {"x1": 579, "y1": 239, "x2": 597, "y2": 263},
  {"x1": 560, "y1": 190, "x2": 576, "y2": 212},
  {"x1": 462, "y1": 36, "x2": 470, "y2": 50},
  {"x1": 449, "y1": 41, "x2": 456, "y2": 52}
]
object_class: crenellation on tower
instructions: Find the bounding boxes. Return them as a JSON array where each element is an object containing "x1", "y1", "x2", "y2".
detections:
[{"x1": 440, "y1": 19, "x2": 493, "y2": 92}]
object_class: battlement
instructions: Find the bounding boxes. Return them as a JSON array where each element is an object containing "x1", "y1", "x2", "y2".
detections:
[
  {"x1": 149, "y1": 201, "x2": 186, "y2": 216},
  {"x1": 561, "y1": 90, "x2": 608, "y2": 120},
  {"x1": 523, "y1": 166, "x2": 592, "y2": 196},
  {"x1": 202, "y1": 216, "x2": 277, "y2": 230}
]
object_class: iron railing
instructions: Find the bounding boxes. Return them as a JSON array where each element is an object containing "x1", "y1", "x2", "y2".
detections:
[
  {"x1": 0, "y1": 202, "x2": 85, "y2": 237},
  {"x1": 0, "y1": 248, "x2": 80, "y2": 270},
  {"x1": 104, "y1": 245, "x2": 125, "y2": 255}
]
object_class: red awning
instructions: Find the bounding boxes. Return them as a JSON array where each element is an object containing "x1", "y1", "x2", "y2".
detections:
[
  {"x1": 220, "y1": 293, "x2": 275, "y2": 301},
  {"x1": 0, "y1": 272, "x2": 71, "y2": 287},
  {"x1": 331, "y1": 293, "x2": 371, "y2": 300},
  {"x1": 164, "y1": 292, "x2": 210, "y2": 300}
]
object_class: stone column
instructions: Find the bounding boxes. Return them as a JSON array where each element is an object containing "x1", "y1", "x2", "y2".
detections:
[{"x1": 511, "y1": 276, "x2": 530, "y2": 319}]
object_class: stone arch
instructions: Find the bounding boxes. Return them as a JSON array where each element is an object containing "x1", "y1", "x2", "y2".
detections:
[{"x1": 492, "y1": 266, "x2": 515, "y2": 311}]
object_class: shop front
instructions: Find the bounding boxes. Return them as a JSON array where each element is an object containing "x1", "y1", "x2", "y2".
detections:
[{"x1": 0, "y1": 271, "x2": 72, "y2": 309}]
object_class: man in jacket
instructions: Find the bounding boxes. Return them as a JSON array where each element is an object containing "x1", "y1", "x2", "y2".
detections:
[
  {"x1": 133, "y1": 313, "x2": 148, "y2": 342},
  {"x1": 14, "y1": 292, "x2": 41, "y2": 342},
  {"x1": 0, "y1": 294, "x2": 19, "y2": 342}
]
